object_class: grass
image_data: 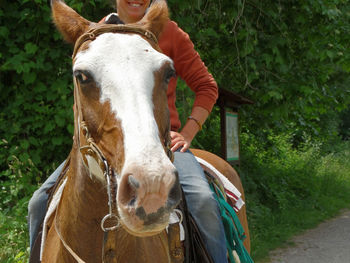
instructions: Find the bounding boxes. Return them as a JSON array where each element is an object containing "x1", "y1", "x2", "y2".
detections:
[
  {"x1": 239, "y1": 134, "x2": 350, "y2": 262},
  {"x1": 0, "y1": 199, "x2": 30, "y2": 263},
  {"x1": 0, "y1": 157, "x2": 39, "y2": 263}
]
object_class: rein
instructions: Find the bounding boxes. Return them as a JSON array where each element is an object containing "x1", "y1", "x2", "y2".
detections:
[{"x1": 52, "y1": 69, "x2": 121, "y2": 263}]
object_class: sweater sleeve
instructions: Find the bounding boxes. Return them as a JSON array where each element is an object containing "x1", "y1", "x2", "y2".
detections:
[{"x1": 164, "y1": 21, "x2": 218, "y2": 113}]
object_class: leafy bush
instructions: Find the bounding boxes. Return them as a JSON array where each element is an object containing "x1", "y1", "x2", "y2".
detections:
[
  {"x1": 0, "y1": 0, "x2": 114, "y2": 179},
  {"x1": 169, "y1": 0, "x2": 350, "y2": 142},
  {"x1": 0, "y1": 156, "x2": 40, "y2": 262},
  {"x1": 238, "y1": 132, "x2": 350, "y2": 259},
  {"x1": 0, "y1": 1, "x2": 114, "y2": 261}
]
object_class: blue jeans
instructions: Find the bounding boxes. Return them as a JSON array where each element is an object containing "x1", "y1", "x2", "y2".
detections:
[
  {"x1": 28, "y1": 151, "x2": 227, "y2": 262},
  {"x1": 27, "y1": 161, "x2": 65, "y2": 250},
  {"x1": 173, "y1": 150, "x2": 227, "y2": 263}
]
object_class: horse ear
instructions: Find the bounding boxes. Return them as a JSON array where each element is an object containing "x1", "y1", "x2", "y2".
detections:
[
  {"x1": 138, "y1": 0, "x2": 169, "y2": 39},
  {"x1": 51, "y1": 0, "x2": 94, "y2": 44}
]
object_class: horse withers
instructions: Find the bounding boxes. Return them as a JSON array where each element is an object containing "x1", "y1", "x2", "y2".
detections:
[{"x1": 41, "y1": 0, "x2": 250, "y2": 262}]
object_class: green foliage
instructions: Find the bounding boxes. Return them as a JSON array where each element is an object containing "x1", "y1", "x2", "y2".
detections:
[
  {"x1": 0, "y1": 0, "x2": 113, "y2": 178},
  {"x1": 339, "y1": 107, "x2": 350, "y2": 139},
  {"x1": 168, "y1": 0, "x2": 350, "y2": 142},
  {"x1": 0, "y1": 1, "x2": 114, "y2": 259},
  {"x1": 0, "y1": 156, "x2": 40, "y2": 262},
  {"x1": 0, "y1": 202, "x2": 30, "y2": 263},
  {"x1": 238, "y1": 132, "x2": 350, "y2": 260}
]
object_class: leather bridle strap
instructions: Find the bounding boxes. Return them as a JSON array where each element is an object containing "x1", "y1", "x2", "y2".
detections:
[
  {"x1": 54, "y1": 181, "x2": 87, "y2": 263},
  {"x1": 72, "y1": 23, "x2": 158, "y2": 59},
  {"x1": 73, "y1": 76, "x2": 119, "y2": 229}
]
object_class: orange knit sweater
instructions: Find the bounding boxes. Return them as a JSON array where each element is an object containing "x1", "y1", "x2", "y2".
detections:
[
  {"x1": 100, "y1": 17, "x2": 218, "y2": 131},
  {"x1": 159, "y1": 20, "x2": 218, "y2": 131}
]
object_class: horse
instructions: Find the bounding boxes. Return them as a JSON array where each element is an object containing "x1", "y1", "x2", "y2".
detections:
[{"x1": 41, "y1": 0, "x2": 250, "y2": 262}]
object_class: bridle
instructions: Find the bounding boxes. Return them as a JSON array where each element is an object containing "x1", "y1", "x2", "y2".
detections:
[
  {"x1": 54, "y1": 24, "x2": 173, "y2": 263},
  {"x1": 73, "y1": 22, "x2": 170, "y2": 228},
  {"x1": 72, "y1": 23, "x2": 158, "y2": 59}
]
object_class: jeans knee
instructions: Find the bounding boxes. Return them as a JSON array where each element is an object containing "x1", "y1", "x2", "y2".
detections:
[
  {"x1": 191, "y1": 190, "x2": 219, "y2": 216},
  {"x1": 28, "y1": 188, "x2": 48, "y2": 217}
]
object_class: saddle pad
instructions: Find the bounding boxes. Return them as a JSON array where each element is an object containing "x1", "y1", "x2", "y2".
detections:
[
  {"x1": 195, "y1": 157, "x2": 245, "y2": 212},
  {"x1": 167, "y1": 210, "x2": 185, "y2": 241},
  {"x1": 40, "y1": 177, "x2": 68, "y2": 260}
]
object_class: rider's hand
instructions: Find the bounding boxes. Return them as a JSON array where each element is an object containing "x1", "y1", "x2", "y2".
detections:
[
  {"x1": 170, "y1": 131, "x2": 192, "y2": 152},
  {"x1": 170, "y1": 106, "x2": 209, "y2": 153}
]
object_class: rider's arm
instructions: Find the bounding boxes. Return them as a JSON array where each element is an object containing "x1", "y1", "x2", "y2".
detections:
[{"x1": 160, "y1": 21, "x2": 218, "y2": 151}]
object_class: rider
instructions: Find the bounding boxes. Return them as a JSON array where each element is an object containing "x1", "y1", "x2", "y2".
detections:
[{"x1": 28, "y1": 0, "x2": 227, "y2": 262}]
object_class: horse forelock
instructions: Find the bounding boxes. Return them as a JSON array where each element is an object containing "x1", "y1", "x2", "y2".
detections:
[{"x1": 73, "y1": 32, "x2": 173, "y2": 175}]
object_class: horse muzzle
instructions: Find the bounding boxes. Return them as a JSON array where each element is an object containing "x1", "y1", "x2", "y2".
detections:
[{"x1": 116, "y1": 164, "x2": 181, "y2": 236}]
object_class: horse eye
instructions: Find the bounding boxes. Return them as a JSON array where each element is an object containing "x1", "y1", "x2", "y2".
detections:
[
  {"x1": 164, "y1": 67, "x2": 176, "y2": 84},
  {"x1": 74, "y1": 70, "x2": 92, "y2": 84}
]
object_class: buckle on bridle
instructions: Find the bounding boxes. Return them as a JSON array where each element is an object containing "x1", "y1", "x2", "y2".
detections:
[{"x1": 101, "y1": 213, "x2": 120, "y2": 232}]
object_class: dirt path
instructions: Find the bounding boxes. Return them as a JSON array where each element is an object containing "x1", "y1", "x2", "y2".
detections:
[{"x1": 268, "y1": 209, "x2": 350, "y2": 263}]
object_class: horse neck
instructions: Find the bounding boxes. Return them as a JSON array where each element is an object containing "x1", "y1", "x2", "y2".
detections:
[
  {"x1": 56, "y1": 148, "x2": 171, "y2": 262},
  {"x1": 57, "y1": 148, "x2": 108, "y2": 238},
  {"x1": 64, "y1": 147, "x2": 109, "y2": 217},
  {"x1": 49, "y1": 147, "x2": 110, "y2": 261}
]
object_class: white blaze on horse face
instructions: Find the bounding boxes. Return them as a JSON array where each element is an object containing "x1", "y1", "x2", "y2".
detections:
[{"x1": 73, "y1": 33, "x2": 174, "y2": 175}]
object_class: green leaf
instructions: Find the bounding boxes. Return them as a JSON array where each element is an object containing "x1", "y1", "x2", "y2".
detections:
[
  {"x1": 52, "y1": 137, "x2": 63, "y2": 146},
  {"x1": 19, "y1": 152, "x2": 30, "y2": 163},
  {"x1": 23, "y1": 72, "x2": 37, "y2": 85},
  {"x1": 44, "y1": 122, "x2": 55, "y2": 134},
  {"x1": 267, "y1": 90, "x2": 283, "y2": 100},
  {"x1": 0, "y1": 26, "x2": 9, "y2": 38},
  {"x1": 55, "y1": 115, "x2": 66, "y2": 127},
  {"x1": 20, "y1": 140, "x2": 30, "y2": 150},
  {"x1": 24, "y1": 43, "x2": 38, "y2": 55}
]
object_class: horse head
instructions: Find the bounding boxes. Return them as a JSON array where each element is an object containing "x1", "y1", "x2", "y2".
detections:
[{"x1": 51, "y1": 0, "x2": 181, "y2": 236}]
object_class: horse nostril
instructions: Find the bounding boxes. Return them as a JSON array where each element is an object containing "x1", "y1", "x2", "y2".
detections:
[
  {"x1": 118, "y1": 173, "x2": 138, "y2": 208},
  {"x1": 167, "y1": 170, "x2": 181, "y2": 208},
  {"x1": 125, "y1": 175, "x2": 139, "y2": 207},
  {"x1": 128, "y1": 175, "x2": 140, "y2": 189},
  {"x1": 128, "y1": 197, "x2": 137, "y2": 207}
]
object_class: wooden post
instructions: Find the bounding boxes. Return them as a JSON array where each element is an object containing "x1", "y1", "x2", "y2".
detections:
[
  {"x1": 219, "y1": 97, "x2": 227, "y2": 160},
  {"x1": 216, "y1": 88, "x2": 253, "y2": 166}
]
